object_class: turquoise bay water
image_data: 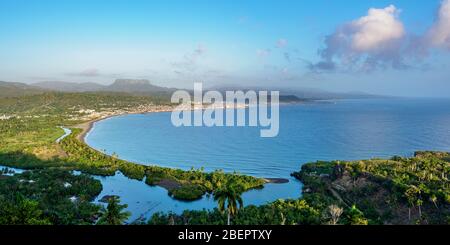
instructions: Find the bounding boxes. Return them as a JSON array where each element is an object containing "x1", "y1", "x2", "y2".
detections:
[{"x1": 86, "y1": 98, "x2": 450, "y2": 220}]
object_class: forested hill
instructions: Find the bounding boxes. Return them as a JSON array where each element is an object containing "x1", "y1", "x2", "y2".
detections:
[
  {"x1": 0, "y1": 81, "x2": 45, "y2": 98},
  {"x1": 1, "y1": 80, "x2": 385, "y2": 100},
  {"x1": 1, "y1": 80, "x2": 175, "y2": 98},
  {"x1": 32, "y1": 79, "x2": 176, "y2": 95}
]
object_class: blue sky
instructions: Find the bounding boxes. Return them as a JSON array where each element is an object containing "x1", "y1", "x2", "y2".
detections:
[{"x1": 1, "y1": 0, "x2": 450, "y2": 97}]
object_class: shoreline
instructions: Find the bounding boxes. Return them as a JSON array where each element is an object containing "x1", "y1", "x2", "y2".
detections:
[
  {"x1": 74, "y1": 102, "x2": 248, "y2": 144},
  {"x1": 74, "y1": 109, "x2": 174, "y2": 144},
  {"x1": 74, "y1": 101, "x2": 301, "y2": 144},
  {"x1": 69, "y1": 106, "x2": 290, "y2": 184}
]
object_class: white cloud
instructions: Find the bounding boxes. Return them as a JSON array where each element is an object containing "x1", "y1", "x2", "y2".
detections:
[
  {"x1": 350, "y1": 5, "x2": 405, "y2": 51},
  {"x1": 312, "y1": 5, "x2": 407, "y2": 71},
  {"x1": 427, "y1": 0, "x2": 450, "y2": 49}
]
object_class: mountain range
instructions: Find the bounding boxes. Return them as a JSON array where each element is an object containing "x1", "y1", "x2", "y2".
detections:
[
  {"x1": 0, "y1": 79, "x2": 383, "y2": 100},
  {"x1": 31, "y1": 79, "x2": 176, "y2": 94},
  {"x1": 0, "y1": 81, "x2": 44, "y2": 98}
]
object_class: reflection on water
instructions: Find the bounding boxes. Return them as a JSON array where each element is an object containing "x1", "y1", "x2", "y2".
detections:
[
  {"x1": 0, "y1": 166, "x2": 24, "y2": 176},
  {"x1": 93, "y1": 172, "x2": 301, "y2": 221}
]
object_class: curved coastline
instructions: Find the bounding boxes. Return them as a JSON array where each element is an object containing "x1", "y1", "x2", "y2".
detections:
[
  {"x1": 73, "y1": 109, "x2": 290, "y2": 184},
  {"x1": 76, "y1": 109, "x2": 173, "y2": 144}
]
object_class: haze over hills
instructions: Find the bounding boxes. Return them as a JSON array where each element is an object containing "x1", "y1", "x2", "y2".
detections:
[
  {"x1": 105, "y1": 79, "x2": 176, "y2": 93},
  {"x1": 210, "y1": 85, "x2": 385, "y2": 100},
  {"x1": 0, "y1": 79, "x2": 384, "y2": 100},
  {"x1": 0, "y1": 79, "x2": 176, "y2": 98},
  {"x1": 32, "y1": 81, "x2": 105, "y2": 92},
  {"x1": 31, "y1": 79, "x2": 176, "y2": 95},
  {"x1": 0, "y1": 81, "x2": 44, "y2": 98}
]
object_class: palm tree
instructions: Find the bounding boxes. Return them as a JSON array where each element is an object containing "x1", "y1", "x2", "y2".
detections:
[
  {"x1": 273, "y1": 202, "x2": 287, "y2": 225},
  {"x1": 405, "y1": 185, "x2": 419, "y2": 221},
  {"x1": 213, "y1": 185, "x2": 244, "y2": 225},
  {"x1": 347, "y1": 205, "x2": 368, "y2": 225},
  {"x1": 416, "y1": 199, "x2": 423, "y2": 218},
  {"x1": 430, "y1": 195, "x2": 438, "y2": 209},
  {"x1": 97, "y1": 196, "x2": 131, "y2": 225}
]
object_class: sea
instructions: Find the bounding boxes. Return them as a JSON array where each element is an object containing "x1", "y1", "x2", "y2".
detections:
[{"x1": 83, "y1": 98, "x2": 450, "y2": 221}]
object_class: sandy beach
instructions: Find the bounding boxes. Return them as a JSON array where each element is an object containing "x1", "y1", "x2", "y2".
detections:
[
  {"x1": 74, "y1": 106, "x2": 176, "y2": 143},
  {"x1": 73, "y1": 102, "x2": 252, "y2": 144}
]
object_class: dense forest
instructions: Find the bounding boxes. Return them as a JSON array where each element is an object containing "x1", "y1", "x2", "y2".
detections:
[
  {"x1": 293, "y1": 151, "x2": 450, "y2": 224},
  {"x1": 0, "y1": 168, "x2": 102, "y2": 225}
]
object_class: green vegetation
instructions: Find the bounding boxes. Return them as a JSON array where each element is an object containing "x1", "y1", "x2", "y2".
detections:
[
  {"x1": 168, "y1": 184, "x2": 205, "y2": 200},
  {"x1": 0, "y1": 92, "x2": 170, "y2": 160},
  {"x1": 214, "y1": 185, "x2": 244, "y2": 225},
  {"x1": 293, "y1": 151, "x2": 450, "y2": 225},
  {"x1": 0, "y1": 92, "x2": 265, "y2": 201},
  {"x1": 0, "y1": 81, "x2": 44, "y2": 98},
  {"x1": 1, "y1": 91, "x2": 449, "y2": 225},
  {"x1": 59, "y1": 128, "x2": 265, "y2": 200},
  {"x1": 148, "y1": 199, "x2": 321, "y2": 225},
  {"x1": 0, "y1": 169, "x2": 102, "y2": 225},
  {"x1": 97, "y1": 196, "x2": 131, "y2": 225},
  {"x1": 149, "y1": 152, "x2": 449, "y2": 225}
]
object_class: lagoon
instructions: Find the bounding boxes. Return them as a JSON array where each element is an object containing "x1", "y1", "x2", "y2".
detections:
[{"x1": 86, "y1": 98, "x2": 450, "y2": 220}]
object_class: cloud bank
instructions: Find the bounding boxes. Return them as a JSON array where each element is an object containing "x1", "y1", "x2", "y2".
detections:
[
  {"x1": 428, "y1": 0, "x2": 450, "y2": 50},
  {"x1": 312, "y1": 1, "x2": 450, "y2": 72}
]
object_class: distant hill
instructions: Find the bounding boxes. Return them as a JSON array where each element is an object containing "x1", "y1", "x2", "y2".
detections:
[
  {"x1": 288, "y1": 88, "x2": 385, "y2": 100},
  {"x1": 0, "y1": 81, "x2": 45, "y2": 98},
  {"x1": 32, "y1": 81, "x2": 105, "y2": 92},
  {"x1": 105, "y1": 79, "x2": 175, "y2": 94},
  {"x1": 277, "y1": 95, "x2": 307, "y2": 103},
  {"x1": 5, "y1": 80, "x2": 385, "y2": 100},
  {"x1": 32, "y1": 79, "x2": 175, "y2": 95},
  {"x1": 210, "y1": 85, "x2": 385, "y2": 100}
]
